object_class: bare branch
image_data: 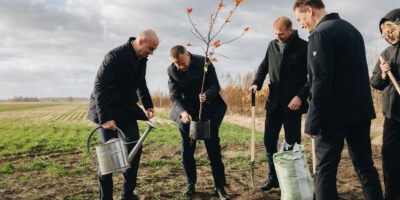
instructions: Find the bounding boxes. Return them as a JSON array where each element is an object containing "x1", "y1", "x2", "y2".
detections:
[
  {"x1": 216, "y1": 53, "x2": 230, "y2": 59},
  {"x1": 200, "y1": 46, "x2": 207, "y2": 54},
  {"x1": 211, "y1": 5, "x2": 239, "y2": 41},
  {"x1": 207, "y1": 0, "x2": 223, "y2": 43},
  {"x1": 188, "y1": 13, "x2": 207, "y2": 43},
  {"x1": 190, "y1": 30, "x2": 205, "y2": 42},
  {"x1": 220, "y1": 32, "x2": 245, "y2": 45}
]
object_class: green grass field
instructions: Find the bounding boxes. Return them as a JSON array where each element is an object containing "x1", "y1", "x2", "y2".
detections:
[
  {"x1": 0, "y1": 102, "x2": 271, "y2": 200},
  {"x1": 0, "y1": 102, "x2": 384, "y2": 200}
]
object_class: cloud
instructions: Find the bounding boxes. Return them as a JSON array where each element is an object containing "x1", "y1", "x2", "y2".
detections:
[{"x1": 0, "y1": 0, "x2": 397, "y2": 99}]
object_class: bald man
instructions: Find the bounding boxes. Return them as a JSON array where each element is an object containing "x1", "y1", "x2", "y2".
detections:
[
  {"x1": 88, "y1": 29, "x2": 159, "y2": 200},
  {"x1": 249, "y1": 17, "x2": 309, "y2": 191}
]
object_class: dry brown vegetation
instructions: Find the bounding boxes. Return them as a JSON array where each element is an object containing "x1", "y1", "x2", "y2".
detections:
[{"x1": 153, "y1": 72, "x2": 383, "y2": 120}]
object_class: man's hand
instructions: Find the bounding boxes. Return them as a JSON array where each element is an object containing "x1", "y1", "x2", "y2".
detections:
[
  {"x1": 180, "y1": 111, "x2": 192, "y2": 124},
  {"x1": 147, "y1": 108, "x2": 154, "y2": 119},
  {"x1": 288, "y1": 96, "x2": 302, "y2": 111},
  {"x1": 102, "y1": 120, "x2": 117, "y2": 131},
  {"x1": 380, "y1": 59, "x2": 391, "y2": 80},
  {"x1": 248, "y1": 85, "x2": 258, "y2": 93},
  {"x1": 199, "y1": 93, "x2": 207, "y2": 103}
]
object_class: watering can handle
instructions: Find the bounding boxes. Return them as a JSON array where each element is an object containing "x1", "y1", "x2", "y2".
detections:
[{"x1": 86, "y1": 126, "x2": 126, "y2": 163}]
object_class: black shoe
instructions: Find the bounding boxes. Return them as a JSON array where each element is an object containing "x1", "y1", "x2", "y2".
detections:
[
  {"x1": 259, "y1": 178, "x2": 279, "y2": 191},
  {"x1": 215, "y1": 187, "x2": 231, "y2": 200},
  {"x1": 184, "y1": 184, "x2": 195, "y2": 196},
  {"x1": 119, "y1": 194, "x2": 139, "y2": 200}
]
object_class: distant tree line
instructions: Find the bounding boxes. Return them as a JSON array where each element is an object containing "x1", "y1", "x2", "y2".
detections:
[
  {"x1": 8, "y1": 96, "x2": 40, "y2": 102},
  {"x1": 4, "y1": 96, "x2": 89, "y2": 102}
]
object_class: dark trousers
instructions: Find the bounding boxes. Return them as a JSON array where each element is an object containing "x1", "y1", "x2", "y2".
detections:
[
  {"x1": 382, "y1": 118, "x2": 400, "y2": 200},
  {"x1": 97, "y1": 118, "x2": 142, "y2": 200},
  {"x1": 314, "y1": 120, "x2": 383, "y2": 200},
  {"x1": 178, "y1": 121, "x2": 227, "y2": 188},
  {"x1": 264, "y1": 106, "x2": 301, "y2": 179}
]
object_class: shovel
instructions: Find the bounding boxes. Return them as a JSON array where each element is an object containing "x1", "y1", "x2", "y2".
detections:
[{"x1": 250, "y1": 90, "x2": 256, "y2": 187}]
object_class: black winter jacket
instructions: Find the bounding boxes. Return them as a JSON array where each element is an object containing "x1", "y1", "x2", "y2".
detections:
[
  {"x1": 252, "y1": 30, "x2": 309, "y2": 114},
  {"x1": 371, "y1": 9, "x2": 400, "y2": 120},
  {"x1": 305, "y1": 13, "x2": 376, "y2": 135},
  {"x1": 168, "y1": 54, "x2": 226, "y2": 126},
  {"x1": 88, "y1": 37, "x2": 153, "y2": 124}
]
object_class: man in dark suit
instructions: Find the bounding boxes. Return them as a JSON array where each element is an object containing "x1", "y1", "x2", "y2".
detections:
[
  {"x1": 293, "y1": 1, "x2": 383, "y2": 199},
  {"x1": 88, "y1": 29, "x2": 159, "y2": 200},
  {"x1": 167, "y1": 45, "x2": 230, "y2": 200},
  {"x1": 249, "y1": 16, "x2": 309, "y2": 191}
]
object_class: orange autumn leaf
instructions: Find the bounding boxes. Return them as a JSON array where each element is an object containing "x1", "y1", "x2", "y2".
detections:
[
  {"x1": 225, "y1": 18, "x2": 231, "y2": 23},
  {"x1": 218, "y1": 3, "x2": 224, "y2": 11},
  {"x1": 244, "y1": 27, "x2": 250, "y2": 32},
  {"x1": 214, "y1": 40, "x2": 221, "y2": 47},
  {"x1": 234, "y1": 0, "x2": 245, "y2": 6},
  {"x1": 187, "y1": 8, "x2": 193, "y2": 14},
  {"x1": 211, "y1": 58, "x2": 218, "y2": 62},
  {"x1": 230, "y1": 10, "x2": 234, "y2": 15},
  {"x1": 187, "y1": 43, "x2": 192, "y2": 46}
]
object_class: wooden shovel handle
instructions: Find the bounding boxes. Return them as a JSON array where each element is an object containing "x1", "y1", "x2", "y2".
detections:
[
  {"x1": 312, "y1": 139, "x2": 317, "y2": 175},
  {"x1": 379, "y1": 56, "x2": 400, "y2": 95}
]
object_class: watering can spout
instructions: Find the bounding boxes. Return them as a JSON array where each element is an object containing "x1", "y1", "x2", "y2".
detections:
[
  {"x1": 146, "y1": 121, "x2": 157, "y2": 129},
  {"x1": 127, "y1": 121, "x2": 156, "y2": 163}
]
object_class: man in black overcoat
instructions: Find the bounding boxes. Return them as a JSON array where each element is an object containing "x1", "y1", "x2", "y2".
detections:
[
  {"x1": 88, "y1": 29, "x2": 159, "y2": 200},
  {"x1": 293, "y1": 0, "x2": 383, "y2": 199},
  {"x1": 167, "y1": 45, "x2": 230, "y2": 200},
  {"x1": 249, "y1": 16, "x2": 309, "y2": 191}
]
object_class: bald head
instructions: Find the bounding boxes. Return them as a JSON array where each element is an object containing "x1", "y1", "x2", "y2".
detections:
[
  {"x1": 134, "y1": 29, "x2": 159, "y2": 58},
  {"x1": 138, "y1": 29, "x2": 159, "y2": 45}
]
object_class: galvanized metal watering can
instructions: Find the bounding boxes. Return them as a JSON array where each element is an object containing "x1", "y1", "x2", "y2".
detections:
[{"x1": 86, "y1": 121, "x2": 157, "y2": 175}]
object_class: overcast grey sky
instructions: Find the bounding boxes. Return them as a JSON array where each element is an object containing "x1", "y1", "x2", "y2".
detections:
[{"x1": 0, "y1": 0, "x2": 398, "y2": 99}]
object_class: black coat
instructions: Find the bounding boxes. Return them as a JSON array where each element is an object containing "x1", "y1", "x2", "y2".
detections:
[
  {"x1": 88, "y1": 37, "x2": 153, "y2": 124},
  {"x1": 305, "y1": 13, "x2": 376, "y2": 135},
  {"x1": 168, "y1": 54, "x2": 226, "y2": 126},
  {"x1": 371, "y1": 9, "x2": 400, "y2": 120},
  {"x1": 371, "y1": 44, "x2": 400, "y2": 120},
  {"x1": 252, "y1": 30, "x2": 309, "y2": 114}
]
